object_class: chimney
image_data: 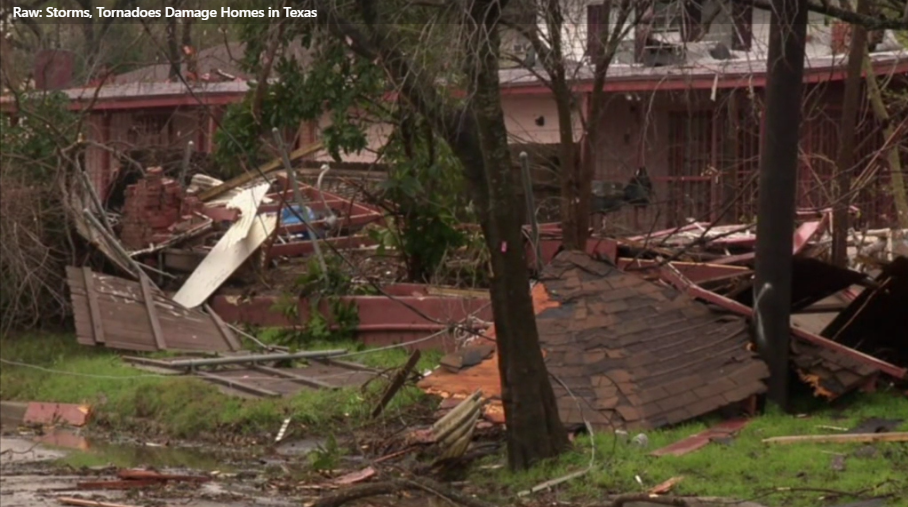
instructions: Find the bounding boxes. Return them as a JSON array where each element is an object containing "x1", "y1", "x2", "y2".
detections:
[{"x1": 34, "y1": 49, "x2": 75, "y2": 90}]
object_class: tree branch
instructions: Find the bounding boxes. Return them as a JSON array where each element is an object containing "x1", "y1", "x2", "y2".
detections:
[{"x1": 741, "y1": 0, "x2": 908, "y2": 30}]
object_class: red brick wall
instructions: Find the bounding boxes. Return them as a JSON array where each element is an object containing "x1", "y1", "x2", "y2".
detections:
[{"x1": 119, "y1": 167, "x2": 201, "y2": 250}]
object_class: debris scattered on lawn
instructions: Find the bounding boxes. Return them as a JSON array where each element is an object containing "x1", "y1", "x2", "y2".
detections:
[
  {"x1": 123, "y1": 352, "x2": 373, "y2": 399},
  {"x1": 116, "y1": 469, "x2": 210, "y2": 483},
  {"x1": 23, "y1": 402, "x2": 91, "y2": 427},
  {"x1": 405, "y1": 390, "x2": 484, "y2": 463},
  {"x1": 275, "y1": 417, "x2": 292, "y2": 443},
  {"x1": 650, "y1": 419, "x2": 751, "y2": 457},
  {"x1": 332, "y1": 467, "x2": 377, "y2": 486},
  {"x1": 830, "y1": 454, "x2": 847, "y2": 472},
  {"x1": 648, "y1": 476, "x2": 684, "y2": 495},
  {"x1": 57, "y1": 498, "x2": 142, "y2": 507},
  {"x1": 371, "y1": 350, "x2": 421, "y2": 418},
  {"x1": 847, "y1": 417, "x2": 904, "y2": 434},
  {"x1": 440, "y1": 345, "x2": 494, "y2": 373},
  {"x1": 66, "y1": 266, "x2": 241, "y2": 353}
]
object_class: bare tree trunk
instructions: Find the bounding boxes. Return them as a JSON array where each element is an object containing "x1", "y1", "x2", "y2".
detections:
[
  {"x1": 465, "y1": 0, "x2": 570, "y2": 469},
  {"x1": 831, "y1": 0, "x2": 868, "y2": 267},
  {"x1": 165, "y1": 0, "x2": 182, "y2": 80},
  {"x1": 553, "y1": 79, "x2": 581, "y2": 249},
  {"x1": 323, "y1": 0, "x2": 568, "y2": 469},
  {"x1": 862, "y1": 50, "x2": 908, "y2": 229},
  {"x1": 181, "y1": 13, "x2": 196, "y2": 78},
  {"x1": 753, "y1": 0, "x2": 809, "y2": 411}
]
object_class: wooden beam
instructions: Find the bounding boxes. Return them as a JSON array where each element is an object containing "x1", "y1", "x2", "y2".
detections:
[
  {"x1": 198, "y1": 141, "x2": 324, "y2": 202},
  {"x1": 249, "y1": 365, "x2": 338, "y2": 390},
  {"x1": 81, "y1": 267, "x2": 105, "y2": 345},
  {"x1": 205, "y1": 303, "x2": 242, "y2": 351},
  {"x1": 137, "y1": 274, "x2": 167, "y2": 351},
  {"x1": 763, "y1": 432, "x2": 908, "y2": 445},
  {"x1": 372, "y1": 350, "x2": 421, "y2": 418},
  {"x1": 195, "y1": 371, "x2": 280, "y2": 398}
]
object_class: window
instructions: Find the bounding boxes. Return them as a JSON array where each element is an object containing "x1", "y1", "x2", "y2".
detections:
[{"x1": 650, "y1": 0, "x2": 684, "y2": 34}]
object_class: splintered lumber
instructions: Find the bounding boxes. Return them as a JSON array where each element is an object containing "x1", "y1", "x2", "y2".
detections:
[
  {"x1": 371, "y1": 350, "x2": 421, "y2": 418},
  {"x1": 58, "y1": 498, "x2": 141, "y2": 507},
  {"x1": 763, "y1": 432, "x2": 908, "y2": 445},
  {"x1": 198, "y1": 141, "x2": 324, "y2": 201}
]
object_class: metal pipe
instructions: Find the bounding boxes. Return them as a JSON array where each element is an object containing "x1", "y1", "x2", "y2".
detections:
[
  {"x1": 519, "y1": 152, "x2": 542, "y2": 272},
  {"x1": 272, "y1": 127, "x2": 328, "y2": 277},
  {"x1": 165, "y1": 349, "x2": 348, "y2": 369},
  {"x1": 317, "y1": 163, "x2": 338, "y2": 233},
  {"x1": 77, "y1": 159, "x2": 114, "y2": 235},
  {"x1": 179, "y1": 140, "x2": 194, "y2": 186}
]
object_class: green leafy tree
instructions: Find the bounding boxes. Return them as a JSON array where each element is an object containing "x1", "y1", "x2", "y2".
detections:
[{"x1": 215, "y1": 0, "x2": 570, "y2": 469}]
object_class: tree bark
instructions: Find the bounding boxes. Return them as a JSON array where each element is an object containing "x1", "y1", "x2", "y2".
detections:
[
  {"x1": 463, "y1": 0, "x2": 570, "y2": 469},
  {"x1": 831, "y1": 0, "x2": 868, "y2": 267},
  {"x1": 753, "y1": 0, "x2": 809, "y2": 411},
  {"x1": 165, "y1": 0, "x2": 182, "y2": 80},
  {"x1": 325, "y1": 0, "x2": 569, "y2": 470},
  {"x1": 862, "y1": 50, "x2": 908, "y2": 229}
]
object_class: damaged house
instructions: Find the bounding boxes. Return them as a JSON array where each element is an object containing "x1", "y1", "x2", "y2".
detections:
[
  {"x1": 2, "y1": 1, "x2": 906, "y2": 233},
  {"x1": 420, "y1": 251, "x2": 901, "y2": 430}
]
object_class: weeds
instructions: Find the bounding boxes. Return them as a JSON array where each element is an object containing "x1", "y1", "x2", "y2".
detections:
[
  {"x1": 470, "y1": 392, "x2": 908, "y2": 506},
  {"x1": 270, "y1": 255, "x2": 376, "y2": 349},
  {"x1": 0, "y1": 333, "x2": 439, "y2": 441}
]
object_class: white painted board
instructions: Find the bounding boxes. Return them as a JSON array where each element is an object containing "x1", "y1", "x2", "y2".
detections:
[
  {"x1": 220, "y1": 183, "x2": 271, "y2": 246},
  {"x1": 172, "y1": 213, "x2": 278, "y2": 309}
]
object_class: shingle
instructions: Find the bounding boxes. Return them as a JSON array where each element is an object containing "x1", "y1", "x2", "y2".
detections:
[{"x1": 530, "y1": 252, "x2": 769, "y2": 430}]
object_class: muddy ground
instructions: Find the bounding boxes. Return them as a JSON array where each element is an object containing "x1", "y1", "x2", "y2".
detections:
[{"x1": 0, "y1": 427, "x2": 314, "y2": 507}]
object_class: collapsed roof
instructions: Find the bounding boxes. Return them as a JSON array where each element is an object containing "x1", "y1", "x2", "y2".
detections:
[{"x1": 421, "y1": 251, "x2": 771, "y2": 430}]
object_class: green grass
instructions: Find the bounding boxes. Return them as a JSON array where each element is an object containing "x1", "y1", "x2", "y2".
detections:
[
  {"x1": 0, "y1": 332, "x2": 439, "y2": 441},
  {"x1": 471, "y1": 392, "x2": 908, "y2": 507}
]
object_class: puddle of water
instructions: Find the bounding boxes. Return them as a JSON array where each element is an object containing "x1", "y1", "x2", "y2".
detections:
[
  {"x1": 274, "y1": 436, "x2": 327, "y2": 457},
  {"x1": 33, "y1": 429, "x2": 233, "y2": 472}
]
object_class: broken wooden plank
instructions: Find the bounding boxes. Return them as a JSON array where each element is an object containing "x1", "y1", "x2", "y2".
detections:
[
  {"x1": 138, "y1": 274, "x2": 167, "y2": 351},
  {"x1": 332, "y1": 467, "x2": 376, "y2": 486},
  {"x1": 204, "y1": 304, "x2": 242, "y2": 351},
  {"x1": 81, "y1": 266, "x2": 105, "y2": 345},
  {"x1": 194, "y1": 371, "x2": 281, "y2": 398},
  {"x1": 172, "y1": 212, "x2": 278, "y2": 309},
  {"x1": 220, "y1": 183, "x2": 272, "y2": 246},
  {"x1": 317, "y1": 357, "x2": 380, "y2": 373},
  {"x1": 198, "y1": 142, "x2": 324, "y2": 202},
  {"x1": 649, "y1": 476, "x2": 684, "y2": 495},
  {"x1": 372, "y1": 350, "x2": 421, "y2": 418},
  {"x1": 249, "y1": 365, "x2": 338, "y2": 390},
  {"x1": 57, "y1": 497, "x2": 142, "y2": 507},
  {"x1": 116, "y1": 469, "x2": 210, "y2": 483},
  {"x1": 76, "y1": 480, "x2": 163, "y2": 490},
  {"x1": 650, "y1": 419, "x2": 750, "y2": 457},
  {"x1": 763, "y1": 432, "x2": 908, "y2": 445}
]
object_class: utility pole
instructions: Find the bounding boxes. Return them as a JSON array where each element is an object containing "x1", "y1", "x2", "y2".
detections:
[{"x1": 753, "y1": 0, "x2": 809, "y2": 410}]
